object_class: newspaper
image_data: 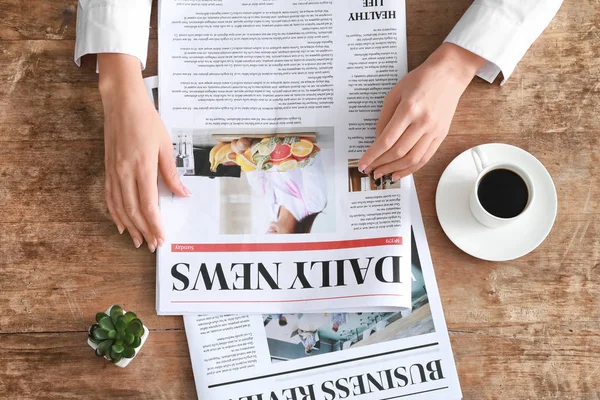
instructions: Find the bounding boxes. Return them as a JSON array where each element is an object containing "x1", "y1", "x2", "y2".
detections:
[
  {"x1": 183, "y1": 182, "x2": 462, "y2": 399},
  {"x1": 156, "y1": 0, "x2": 412, "y2": 314}
]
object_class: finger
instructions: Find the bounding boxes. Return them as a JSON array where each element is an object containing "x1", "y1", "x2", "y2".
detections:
[
  {"x1": 375, "y1": 89, "x2": 401, "y2": 137},
  {"x1": 158, "y1": 135, "x2": 191, "y2": 197},
  {"x1": 390, "y1": 138, "x2": 441, "y2": 182},
  {"x1": 117, "y1": 169, "x2": 157, "y2": 251},
  {"x1": 105, "y1": 172, "x2": 125, "y2": 234},
  {"x1": 111, "y1": 171, "x2": 145, "y2": 248},
  {"x1": 137, "y1": 163, "x2": 165, "y2": 247},
  {"x1": 360, "y1": 101, "x2": 413, "y2": 173},
  {"x1": 372, "y1": 134, "x2": 434, "y2": 178},
  {"x1": 368, "y1": 123, "x2": 427, "y2": 173}
]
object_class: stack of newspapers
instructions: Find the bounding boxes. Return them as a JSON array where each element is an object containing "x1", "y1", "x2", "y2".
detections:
[{"x1": 152, "y1": 0, "x2": 462, "y2": 398}]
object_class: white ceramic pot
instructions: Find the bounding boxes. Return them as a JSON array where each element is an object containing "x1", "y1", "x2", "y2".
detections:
[{"x1": 87, "y1": 305, "x2": 150, "y2": 368}]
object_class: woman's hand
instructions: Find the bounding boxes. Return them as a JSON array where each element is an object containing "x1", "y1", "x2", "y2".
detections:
[
  {"x1": 99, "y1": 54, "x2": 191, "y2": 252},
  {"x1": 359, "y1": 43, "x2": 487, "y2": 181}
]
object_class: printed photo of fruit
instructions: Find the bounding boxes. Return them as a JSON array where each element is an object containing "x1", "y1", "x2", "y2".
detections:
[
  {"x1": 210, "y1": 136, "x2": 321, "y2": 174},
  {"x1": 171, "y1": 127, "x2": 336, "y2": 236}
]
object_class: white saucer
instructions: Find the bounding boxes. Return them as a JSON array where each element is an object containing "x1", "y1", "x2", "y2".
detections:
[{"x1": 436, "y1": 143, "x2": 557, "y2": 261}]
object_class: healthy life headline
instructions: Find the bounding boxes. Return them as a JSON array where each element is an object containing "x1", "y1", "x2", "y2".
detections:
[{"x1": 348, "y1": 0, "x2": 397, "y2": 21}]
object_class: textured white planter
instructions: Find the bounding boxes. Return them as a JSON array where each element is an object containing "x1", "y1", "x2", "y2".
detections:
[{"x1": 88, "y1": 305, "x2": 149, "y2": 368}]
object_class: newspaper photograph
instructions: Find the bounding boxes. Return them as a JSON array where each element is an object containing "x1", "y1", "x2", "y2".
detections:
[
  {"x1": 156, "y1": 0, "x2": 412, "y2": 314},
  {"x1": 183, "y1": 182, "x2": 462, "y2": 399}
]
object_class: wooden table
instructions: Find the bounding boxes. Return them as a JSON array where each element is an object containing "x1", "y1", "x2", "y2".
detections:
[{"x1": 0, "y1": 0, "x2": 598, "y2": 398}]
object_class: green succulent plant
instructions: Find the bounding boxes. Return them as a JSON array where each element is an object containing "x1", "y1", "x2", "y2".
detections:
[{"x1": 88, "y1": 305, "x2": 145, "y2": 364}]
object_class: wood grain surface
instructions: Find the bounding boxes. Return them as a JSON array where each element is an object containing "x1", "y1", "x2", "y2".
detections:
[{"x1": 0, "y1": 0, "x2": 598, "y2": 399}]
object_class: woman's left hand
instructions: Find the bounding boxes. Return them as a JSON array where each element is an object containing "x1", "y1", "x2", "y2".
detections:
[{"x1": 358, "y1": 43, "x2": 486, "y2": 182}]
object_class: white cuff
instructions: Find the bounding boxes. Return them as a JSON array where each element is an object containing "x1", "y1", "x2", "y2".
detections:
[
  {"x1": 444, "y1": 1, "x2": 562, "y2": 85},
  {"x1": 75, "y1": 0, "x2": 152, "y2": 70}
]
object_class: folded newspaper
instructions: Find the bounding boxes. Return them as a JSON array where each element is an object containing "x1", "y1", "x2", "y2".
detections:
[
  {"x1": 152, "y1": 1, "x2": 462, "y2": 397},
  {"x1": 183, "y1": 183, "x2": 462, "y2": 399},
  {"x1": 156, "y1": 0, "x2": 414, "y2": 314}
]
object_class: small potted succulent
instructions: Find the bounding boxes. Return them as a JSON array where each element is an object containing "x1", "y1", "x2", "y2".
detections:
[{"x1": 87, "y1": 305, "x2": 149, "y2": 367}]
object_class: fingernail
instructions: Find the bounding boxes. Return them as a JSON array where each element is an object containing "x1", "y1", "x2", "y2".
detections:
[
  {"x1": 133, "y1": 238, "x2": 142, "y2": 248},
  {"x1": 358, "y1": 163, "x2": 367, "y2": 174},
  {"x1": 183, "y1": 186, "x2": 192, "y2": 197},
  {"x1": 118, "y1": 225, "x2": 125, "y2": 235},
  {"x1": 375, "y1": 178, "x2": 382, "y2": 187},
  {"x1": 373, "y1": 172, "x2": 383, "y2": 180},
  {"x1": 148, "y1": 243, "x2": 156, "y2": 253},
  {"x1": 157, "y1": 238, "x2": 164, "y2": 247}
]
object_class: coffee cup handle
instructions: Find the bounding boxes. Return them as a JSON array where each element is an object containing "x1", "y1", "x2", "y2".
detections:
[{"x1": 471, "y1": 146, "x2": 489, "y2": 174}]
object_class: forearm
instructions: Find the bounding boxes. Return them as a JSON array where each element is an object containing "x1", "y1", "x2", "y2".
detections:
[
  {"x1": 425, "y1": 43, "x2": 487, "y2": 89},
  {"x1": 98, "y1": 54, "x2": 148, "y2": 114}
]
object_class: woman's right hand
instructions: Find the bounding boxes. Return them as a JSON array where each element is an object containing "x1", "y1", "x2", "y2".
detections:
[{"x1": 98, "y1": 54, "x2": 191, "y2": 252}]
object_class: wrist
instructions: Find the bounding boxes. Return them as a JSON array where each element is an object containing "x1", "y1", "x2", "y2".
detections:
[
  {"x1": 427, "y1": 42, "x2": 487, "y2": 86},
  {"x1": 98, "y1": 54, "x2": 146, "y2": 106}
]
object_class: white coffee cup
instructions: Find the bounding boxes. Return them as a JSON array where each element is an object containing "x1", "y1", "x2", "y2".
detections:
[{"x1": 469, "y1": 146, "x2": 535, "y2": 228}]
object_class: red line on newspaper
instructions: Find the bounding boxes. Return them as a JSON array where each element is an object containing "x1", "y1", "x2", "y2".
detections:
[
  {"x1": 171, "y1": 293, "x2": 402, "y2": 304},
  {"x1": 171, "y1": 236, "x2": 402, "y2": 252}
]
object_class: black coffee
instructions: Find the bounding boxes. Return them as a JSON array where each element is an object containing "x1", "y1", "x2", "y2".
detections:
[{"x1": 477, "y1": 169, "x2": 529, "y2": 219}]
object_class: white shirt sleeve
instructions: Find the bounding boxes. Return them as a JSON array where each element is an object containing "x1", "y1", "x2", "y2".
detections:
[
  {"x1": 74, "y1": 0, "x2": 153, "y2": 69},
  {"x1": 444, "y1": 0, "x2": 563, "y2": 85}
]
